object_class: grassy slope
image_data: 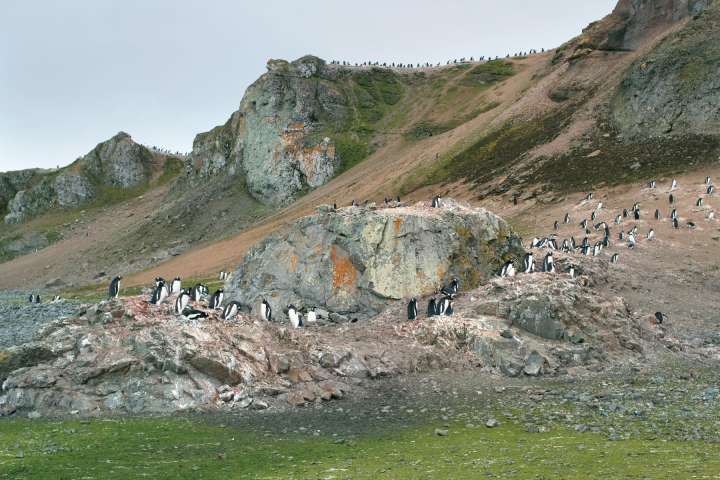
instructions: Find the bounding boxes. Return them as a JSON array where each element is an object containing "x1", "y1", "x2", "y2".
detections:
[{"x1": 1, "y1": 417, "x2": 717, "y2": 479}]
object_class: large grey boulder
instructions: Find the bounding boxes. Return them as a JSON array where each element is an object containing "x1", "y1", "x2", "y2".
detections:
[
  {"x1": 54, "y1": 172, "x2": 95, "y2": 207},
  {"x1": 81, "y1": 131, "x2": 156, "y2": 188},
  {"x1": 226, "y1": 199, "x2": 525, "y2": 320}
]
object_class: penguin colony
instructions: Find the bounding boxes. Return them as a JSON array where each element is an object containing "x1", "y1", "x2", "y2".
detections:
[{"x1": 102, "y1": 177, "x2": 714, "y2": 328}]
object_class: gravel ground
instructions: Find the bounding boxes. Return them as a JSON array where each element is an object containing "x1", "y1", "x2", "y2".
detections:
[{"x1": 0, "y1": 291, "x2": 82, "y2": 349}]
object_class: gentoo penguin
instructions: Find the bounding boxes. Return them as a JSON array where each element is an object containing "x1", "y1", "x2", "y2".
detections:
[
  {"x1": 580, "y1": 219, "x2": 588, "y2": 230},
  {"x1": 561, "y1": 239, "x2": 571, "y2": 252},
  {"x1": 623, "y1": 208, "x2": 629, "y2": 218},
  {"x1": 709, "y1": 211, "x2": 716, "y2": 220},
  {"x1": 706, "y1": 176, "x2": 712, "y2": 186},
  {"x1": 191, "y1": 284, "x2": 205, "y2": 302},
  {"x1": 687, "y1": 221, "x2": 697, "y2": 229},
  {"x1": 597, "y1": 202, "x2": 603, "y2": 211},
  {"x1": 175, "y1": 288, "x2": 191, "y2": 314},
  {"x1": 627, "y1": 233, "x2": 637, "y2": 248},
  {"x1": 529, "y1": 237, "x2": 540, "y2": 248},
  {"x1": 654, "y1": 312, "x2": 667, "y2": 324},
  {"x1": 150, "y1": 280, "x2": 168, "y2": 304},
  {"x1": 564, "y1": 213, "x2": 571, "y2": 224},
  {"x1": 591, "y1": 211, "x2": 597, "y2": 221},
  {"x1": 52, "y1": 295, "x2": 61, "y2": 302},
  {"x1": 109, "y1": 276, "x2": 122, "y2": 299},
  {"x1": 427, "y1": 298, "x2": 437, "y2": 317},
  {"x1": 522, "y1": 253, "x2": 535, "y2": 273},
  {"x1": 649, "y1": 180, "x2": 656, "y2": 189},
  {"x1": 260, "y1": 298, "x2": 272, "y2": 322},
  {"x1": 696, "y1": 198, "x2": 703, "y2": 207},
  {"x1": 707, "y1": 185, "x2": 715, "y2": 195},
  {"x1": 306, "y1": 307, "x2": 317, "y2": 323},
  {"x1": 500, "y1": 260, "x2": 516, "y2": 277},
  {"x1": 610, "y1": 253, "x2": 619, "y2": 264},
  {"x1": 619, "y1": 230, "x2": 625, "y2": 240},
  {"x1": 615, "y1": 215, "x2": 622, "y2": 225},
  {"x1": 445, "y1": 300, "x2": 454, "y2": 316},
  {"x1": 585, "y1": 193, "x2": 593, "y2": 201},
  {"x1": 553, "y1": 220, "x2": 559, "y2": 231},
  {"x1": 438, "y1": 296, "x2": 452, "y2": 316},
  {"x1": 669, "y1": 194, "x2": 674, "y2": 204},
  {"x1": 655, "y1": 209, "x2": 661, "y2": 220},
  {"x1": 671, "y1": 178, "x2": 678, "y2": 190},
  {"x1": 566, "y1": 265, "x2": 576, "y2": 278},
  {"x1": 592, "y1": 243, "x2": 601, "y2": 257},
  {"x1": 154, "y1": 277, "x2": 165, "y2": 288},
  {"x1": 647, "y1": 228, "x2": 655, "y2": 241},
  {"x1": 28, "y1": 294, "x2": 33, "y2": 303},
  {"x1": 351, "y1": 199, "x2": 356, "y2": 207},
  {"x1": 548, "y1": 238, "x2": 558, "y2": 250},
  {"x1": 671, "y1": 208, "x2": 678, "y2": 220},
  {"x1": 222, "y1": 301, "x2": 242, "y2": 321},
  {"x1": 672, "y1": 217, "x2": 679, "y2": 229},
  {"x1": 209, "y1": 288, "x2": 224, "y2": 309},
  {"x1": 287, "y1": 304, "x2": 302, "y2": 328},
  {"x1": 170, "y1": 277, "x2": 181, "y2": 294},
  {"x1": 581, "y1": 244, "x2": 591, "y2": 256},
  {"x1": 182, "y1": 307, "x2": 208, "y2": 320},
  {"x1": 407, "y1": 298, "x2": 418, "y2": 320},
  {"x1": 34, "y1": 294, "x2": 41, "y2": 304},
  {"x1": 634, "y1": 209, "x2": 640, "y2": 220},
  {"x1": 431, "y1": 195, "x2": 442, "y2": 208},
  {"x1": 441, "y1": 278, "x2": 459, "y2": 296},
  {"x1": 542, "y1": 252, "x2": 555, "y2": 273}
]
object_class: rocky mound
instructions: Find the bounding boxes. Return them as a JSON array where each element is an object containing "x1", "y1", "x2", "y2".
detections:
[
  {"x1": 226, "y1": 199, "x2": 524, "y2": 320},
  {"x1": 0, "y1": 254, "x2": 671, "y2": 417}
]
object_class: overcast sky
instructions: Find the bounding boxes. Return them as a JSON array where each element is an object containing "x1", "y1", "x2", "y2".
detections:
[{"x1": 0, "y1": 0, "x2": 616, "y2": 172}]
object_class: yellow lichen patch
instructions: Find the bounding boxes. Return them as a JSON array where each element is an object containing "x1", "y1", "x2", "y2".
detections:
[
  {"x1": 330, "y1": 245, "x2": 358, "y2": 289},
  {"x1": 289, "y1": 254, "x2": 298, "y2": 273},
  {"x1": 393, "y1": 217, "x2": 403, "y2": 235}
]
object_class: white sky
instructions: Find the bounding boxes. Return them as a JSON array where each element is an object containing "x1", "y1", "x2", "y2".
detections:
[{"x1": 0, "y1": 0, "x2": 617, "y2": 171}]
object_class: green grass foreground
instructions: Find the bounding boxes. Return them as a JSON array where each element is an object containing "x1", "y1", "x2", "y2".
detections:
[{"x1": 1, "y1": 416, "x2": 718, "y2": 479}]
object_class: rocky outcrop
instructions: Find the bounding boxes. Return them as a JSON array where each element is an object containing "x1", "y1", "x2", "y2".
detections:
[
  {"x1": 611, "y1": 1, "x2": 720, "y2": 137},
  {"x1": 226, "y1": 199, "x2": 524, "y2": 320},
  {"x1": 3, "y1": 132, "x2": 179, "y2": 224},
  {"x1": 189, "y1": 55, "x2": 402, "y2": 206},
  {"x1": 0, "y1": 169, "x2": 40, "y2": 214}
]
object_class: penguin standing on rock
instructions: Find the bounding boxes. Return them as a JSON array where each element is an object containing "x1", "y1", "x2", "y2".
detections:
[
  {"x1": 564, "y1": 213, "x2": 571, "y2": 224},
  {"x1": 500, "y1": 260, "x2": 516, "y2": 277},
  {"x1": 634, "y1": 209, "x2": 640, "y2": 220},
  {"x1": 287, "y1": 304, "x2": 302, "y2": 328},
  {"x1": 431, "y1": 195, "x2": 442, "y2": 208},
  {"x1": 150, "y1": 280, "x2": 168, "y2": 304},
  {"x1": 175, "y1": 289, "x2": 191, "y2": 314},
  {"x1": 542, "y1": 252, "x2": 555, "y2": 273},
  {"x1": 109, "y1": 276, "x2": 122, "y2": 299},
  {"x1": 28, "y1": 294, "x2": 33, "y2": 303},
  {"x1": 260, "y1": 298, "x2": 272, "y2": 322},
  {"x1": 427, "y1": 298, "x2": 437, "y2": 317},
  {"x1": 171, "y1": 277, "x2": 182, "y2": 294},
  {"x1": 655, "y1": 209, "x2": 661, "y2": 220},
  {"x1": 306, "y1": 307, "x2": 317, "y2": 323},
  {"x1": 671, "y1": 208, "x2": 678, "y2": 220},
  {"x1": 696, "y1": 198, "x2": 704, "y2": 207},
  {"x1": 673, "y1": 217, "x2": 680, "y2": 229},
  {"x1": 707, "y1": 185, "x2": 715, "y2": 195},
  {"x1": 209, "y1": 289, "x2": 224, "y2": 309},
  {"x1": 182, "y1": 307, "x2": 208, "y2": 320},
  {"x1": 407, "y1": 298, "x2": 418, "y2": 320},
  {"x1": 655, "y1": 312, "x2": 667, "y2": 324},
  {"x1": 669, "y1": 194, "x2": 674, "y2": 205},
  {"x1": 438, "y1": 296, "x2": 452, "y2": 316},
  {"x1": 522, "y1": 253, "x2": 535, "y2": 273},
  {"x1": 671, "y1": 179, "x2": 678, "y2": 190},
  {"x1": 649, "y1": 180, "x2": 656, "y2": 189},
  {"x1": 222, "y1": 301, "x2": 242, "y2": 320},
  {"x1": 647, "y1": 228, "x2": 655, "y2": 241},
  {"x1": 441, "y1": 278, "x2": 459, "y2": 296}
]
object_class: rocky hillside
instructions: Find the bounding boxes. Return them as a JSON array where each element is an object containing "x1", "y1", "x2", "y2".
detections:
[{"x1": 3, "y1": 132, "x2": 182, "y2": 224}]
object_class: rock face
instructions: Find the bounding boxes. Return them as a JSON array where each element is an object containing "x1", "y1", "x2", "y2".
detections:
[
  {"x1": 226, "y1": 199, "x2": 524, "y2": 320},
  {"x1": 0, "y1": 169, "x2": 40, "y2": 215},
  {"x1": 189, "y1": 55, "x2": 403, "y2": 206},
  {"x1": 3, "y1": 132, "x2": 178, "y2": 224},
  {"x1": 611, "y1": 1, "x2": 720, "y2": 137}
]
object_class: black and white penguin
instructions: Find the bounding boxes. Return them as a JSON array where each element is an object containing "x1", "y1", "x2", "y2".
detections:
[
  {"x1": 669, "y1": 194, "x2": 674, "y2": 205},
  {"x1": 191, "y1": 284, "x2": 205, "y2": 303},
  {"x1": 154, "y1": 277, "x2": 165, "y2": 288},
  {"x1": 615, "y1": 214, "x2": 622, "y2": 225},
  {"x1": 530, "y1": 237, "x2": 541, "y2": 248},
  {"x1": 580, "y1": 219, "x2": 588, "y2": 230},
  {"x1": 52, "y1": 295, "x2": 61, "y2": 302},
  {"x1": 561, "y1": 239, "x2": 571, "y2": 252},
  {"x1": 672, "y1": 217, "x2": 679, "y2": 229},
  {"x1": 28, "y1": 294, "x2": 34, "y2": 303},
  {"x1": 707, "y1": 185, "x2": 715, "y2": 195},
  {"x1": 150, "y1": 280, "x2": 168, "y2": 304},
  {"x1": 619, "y1": 230, "x2": 625, "y2": 241},
  {"x1": 438, "y1": 296, "x2": 452, "y2": 316},
  {"x1": 610, "y1": 253, "x2": 619, "y2": 264},
  {"x1": 623, "y1": 208, "x2": 629, "y2": 218},
  {"x1": 696, "y1": 198, "x2": 704, "y2": 207},
  {"x1": 109, "y1": 276, "x2": 122, "y2": 299},
  {"x1": 592, "y1": 243, "x2": 602, "y2": 257},
  {"x1": 655, "y1": 209, "x2": 661, "y2": 220},
  {"x1": 570, "y1": 236, "x2": 577, "y2": 250},
  {"x1": 687, "y1": 221, "x2": 697, "y2": 229},
  {"x1": 306, "y1": 307, "x2": 317, "y2": 323},
  {"x1": 440, "y1": 278, "x2": 459, "y2": 296},
  {"x1": 445, "y1": 300, "x2": 454, "y2": 316},
  {"x1": 222, "y1": 301, "x2": 242, "y2": 321},
  {"x1": 209, "y1": 288, "x2": 224, "y2": 309},
  {"x1": 564, "y1": 213, "x2": 571, "y2": 224},
  {"x1": 548, "y1": 238, "x2": 558, "y2": 250},
  {"x1": 553, "y1": 220, "x2": 559, "y2": 231},
  {"x1": 34, "y1": 294, "x2": 41, "y2": 304},
  {"x1": 407, "y1": 298, "x2": 418, "y2": 320},
  {"x1": 431, "y1": 195, "x2": 442, "y2": 208},
  {"x1": 500, "y1": 260, "x2": 516, "y2": 277},
  {"x1": 648, "y1": 180, "x2": 656, "y2": 189},
  {"x1": 654, "y1": 312, "x2": 667, "y2": 324},
  {"x1": 581, "y1": 244, "x2": 590, "y2": 256},
  {"x1": 427, "y1": 298, "x2": 437, "y2": 317},
  {"x1": 647, "y1": 228, "x2": 655, "y2": 241},
  {"x1": 585, "y1": 193, "x2": 593, "y2": 202},
  {"x1": 671, "y1": 208, "x2": 678, "y2": 220},
  {"x1": 596, "y1": 202, "x2": 603, "y2": 211},
  {"x1": 566, "y1": 265, "x2": 576, "y2": 278},
  {"x1": 522, "y1": 253, "x2": 535, "y2": 273},
  {"x1": 182, "y1": 307, "x2": 208, "y2": 320},
  {"x1": 542, "y1": 252, "x2": 555, "y2": 273},
  {"x1": 602, "y1": 235, "x2": 610, "y2": 248},
  {"x1": 671, "y1": 178, "x2": 678, "y2": 190},
  {"x1": 260, "y1": 298, "x2": 272, "y2": 322},
  {"x1": 709, "y1": 211, "x2": 716, "y2": 220},
  {"x1": 591, "y1": 211, "x2": 597, "y2": 221},
  {"x1": 706, "y1": 176, "x2": 712, "y2": 186},
  {"x1": 175, "y1": 288, "x2": 191, "y2": 314},
  {"x1": 171, "y1": 277, "x2": 181, "y2": 294},
  {"x1": 628, "y1": 232, "x2": 637, "y2": 248},
  {"x1": 634, "y1": 209, "x2": 640, "y2": 220},
  {"x1": 287, "y1": 304, "x2": 302, "y2": 328}
]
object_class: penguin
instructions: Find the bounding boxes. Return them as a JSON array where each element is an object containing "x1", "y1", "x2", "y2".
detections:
[
  {"x1": 445, "y1": 300, "x2": 454, "y2": 316},
  {"x1": 561, "y1": 239, "x2": 570, "y2": 252},
  {"x1": 654, "y1": 312, "x2": 667, "y2": 324},
  {"x1": 591, "y1": 211, "x2": 597, "y2": 221},
  {"x1": 709, "y1": 211, "x2": 716, "y2": 220},
  {"x1": 182, "y1": 307, "x2": 208, "y2": 320},
  {"x1": 655, "y1": 209, "x2": 661, "y2": 220},
  {"x1": 333, "y1": 203, "x2": 337, "y2": 210},
  {"x1": 610, "y1": 253, "x2": 619, "y2": 264},
  {"x1": 427, "y1": 298, "x2": 437, "y2": 317},
  {"x1": 687, "y1": 221, "x2": 697, "y2": 229},
  {"x1": 592, "y1": 243, "x2": 601, "y2": 257},
  {"x1": 672, "y1": 217, "x2": 679, "y2": 229},
  {"x1": 530, "y1": 237, "x2": 541, "y2": 248},
  {"x1": 553, "y1": 220, "x2": 559, "y2": 231},
  {"x1": 706, "y1": 176, "x2": 712, "y2": 186},
  {"x1": 632, "y1": 203, "x2": 640, "y2": 212},
  {"x1": 150, "y1": 280, "x2": 168, "y2": 304},
  {"x1": 580, "y1": 219, "x2": 588, "y2": 230},
  {"x1": 52, "y1": 295, "x2": 61, "y2": 302},
  {"x1": 566, "y1": 265, "x2": 576, "y2": 278},
  {"x1": 287, "y1": 304, "x2": 302, "y2": 328},
  {"x1": 28, "y1": 294, "x2": 33, "y2": 303},
  {"x1": 500, "y1": 260, "x2": 516, "y2": 277},
  {"x1": 548, "y1": 238, "x2": 558, "y2": 250},
  {"x1": 585, "y1": 193, "x2": 593, "y2": 201},
  {"x1": 542, "y1": 252, "x2": 555, "y2": 273},
  {"x1": 438, "y1": 296, "x2": 452, "y2": 316},
  {"x1": 407, "y1": 298, "x2": 418, "y2": 320},
  {"x1": 669, "y1": 194, "x2": 674, "y2": 205},
  {"x1": 564, "y1": 213, "x2": 571, "y2": 224},
  {"x1": 351, "y1": 199, "x2": 356, "y2": 207},
  {"x1": 171, "y1": 277, "x2": 181, "y2": 294},
  {"x1": 619, "y1": 230, "x2": 625, "y2": 240},
  {"x1": 671, "y1": 179, "x2": 678, "y2": 190},
  {"x1": 209, "y1": 288, "x2": 224, "y2": 309},
  {"x1": 306, "y1": 307, "x2": 317, "y2": 323},
  {"x1": 581, "y1": 244, "x2": 591, "y2": 256},
  {"x1": 109, "y1": 276, "x2": 122, "y2": 299},
  {"x1": 696, "y1": 198, "x2": 703, "y2": 207},
  {"x1": 570, "y1": 236, "x2": 577, "y2": 250},
  {"x1": 522, "y1": 253, "x2": 535, "y2": 273},
  {"x1": 628, "y1": 233, "x2": 637, "y2": 248},
  {"x1": 623, "y1": 208, "x2": 629, "y2": 218},
  {"x1": 581, "y1": 237, "x2": 590, "y2": 248},
  {"x1": 175, "y1": 288, "x2": 191, "y2": 314},
  {"x1": 634, "y1": 209, "x2": 640, "y2": 220},
  {"x1": 646, "y1": 228, "x2": 654, "y2": 240},
  {"x1": 440, "y1": 278, "x2": 459, "y2": 296},
  {"x1": 191, "y1": 284, "x2": 205, "y2": 302},
  {"x1": 431, "y1": 195, "x2": 442, "y2": 208},
  {"x1": 34, "y1": 294, "x2": 41, "y2": 304},
  {"x1": 596, "y1": 202, "x2": 603, "y2": 211},
  {"x1": 708, "y1": 185, "x2": 715, "y2": 195},
  {"x1": 260, "y1": 298, "x2": 272, "y2": 322},
  {"x1": 648, "y1": 180, "x2": 656, "y2": 189},
  {"x1": 222, "y1": 301, "x2": 242, "y2": 321},
  {"x1": 154, "y1": 277, "x2": 165, "y2": 288},
  {"x1": 615, "y1": 214, "x2": 622, "y2": 225}
]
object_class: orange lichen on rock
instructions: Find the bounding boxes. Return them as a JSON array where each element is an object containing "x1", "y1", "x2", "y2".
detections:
[
  {"x1": 393, "y1": 217, "x2": 403, "y2": 235},
  {"x1": 290, "y1": 254, "x2": 298, "y2": 273},
  {"x1": 330, "y1": 245, "x2": 358, "y2": 289}
]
